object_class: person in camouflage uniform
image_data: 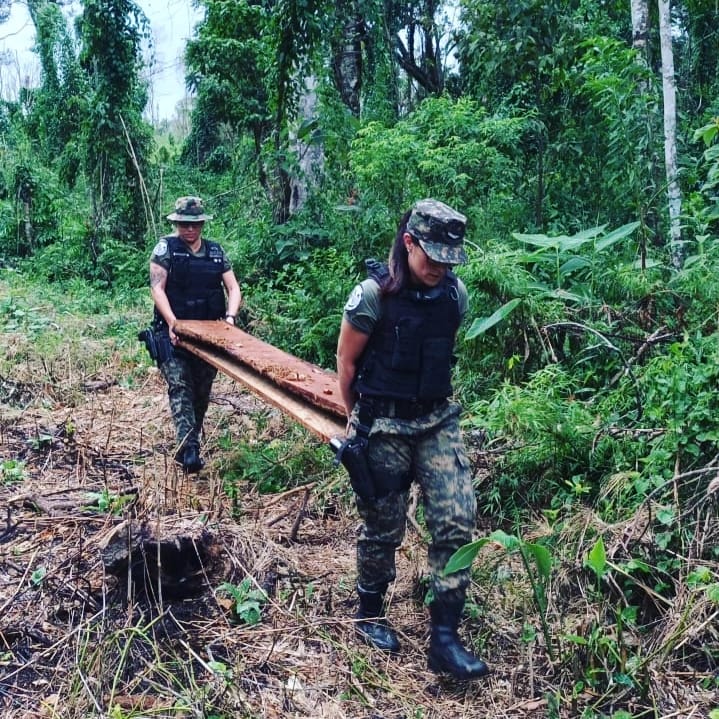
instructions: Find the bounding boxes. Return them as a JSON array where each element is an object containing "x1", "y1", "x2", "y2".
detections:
[
  {"x1": 149, "y1": 196, "x2": 242, "y2": 473},
  {"x1": 336, "y1": 198, "x2": 490, "y2": 680}
]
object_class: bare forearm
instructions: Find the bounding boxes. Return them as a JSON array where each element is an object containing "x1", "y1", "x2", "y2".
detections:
[
  {"x1": 150, "y1": 286, "x2": 175, "y2": 327},
  {"x1": 337, "y1": 358, "x2": 358, "y2": 419},
  {"x1": 225, "y1": 284, "x2": 242, "y2": 317},
  {"x1": 150, "y1": 262, "x2": 177, "y2": 342},
  {"x1": 336, "y1": 318, "x2": 369, "y2": 419}
]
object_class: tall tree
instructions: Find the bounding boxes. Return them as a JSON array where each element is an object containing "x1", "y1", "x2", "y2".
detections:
[
  {"x1": 331, "y1": 2, "x2": 364, "y2": 116},
  {"x1": 26, "y1": 0, "x2": 87, "y2": 176},
  {"x1": 456, "y1": 0, "x2": 615, "y2": 228},
  {"x1": 630, "y1": 0, "x2": 649, "y2": 55},
  {"x1": 77, "y1": 0, "x2": 153, "y2": 267},
  {"x1": 657, "y1": 0, "x2": 682, "y2": 267},
  {"x1": 390, "y1": 0, "x2": 445, "y2": 97},
  {"x1": 186, "y1": 0, "x2": 325, "y2": 223}
]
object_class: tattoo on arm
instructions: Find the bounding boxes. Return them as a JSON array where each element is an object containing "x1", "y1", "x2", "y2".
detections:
[{"x1": 150, "y1": 266, "x2": 166, "y2": 288}]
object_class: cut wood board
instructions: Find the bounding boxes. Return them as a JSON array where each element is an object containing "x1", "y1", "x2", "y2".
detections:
[{"x1": 174, "y1": 320, "x2": 345, "y2": 442}]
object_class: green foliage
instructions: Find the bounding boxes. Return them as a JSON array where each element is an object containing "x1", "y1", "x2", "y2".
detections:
[
  {"x1": 445, "y1": 528, "x2": 554, "y2": 659},
  {"x1": 77, "y1": 0, "x2": 155, "y2": 264},
  {"x1": 26, "y1": 0, "x2": 88, "y2": 168},
  {"x1": 350, "y1": 96, "x2": 531, "y2": 238},
  {"x1": 245, "y1": 245, "x2": 355, "y2": 366},
  {"x1": 2, "y1": 4, "x2": 719, "y2": 713},
  {"x1": 184, "y1": 0, "x2": 271, "y2": 166},
  {"x1": 0, "y1": 459, "x2": 26, "y2": 485},
  {"x1": 640, "y1": 335, "x2": 719, "y2": 464},
  {"x1": 83, "y1": 488, "x2": 135, "y2": 515},
  {"x1": 585, "y1": 537, "x2": 609, "y2": 580},
  {"x1": 219, "y1": 425, "x2": 327, "y2": 495},
  {"x1": 456, "y1": 0, "x2": 635, "y2": 232},
  {"x1": 466, "y1": 359, "x2": 643, "y2": 521},
  {"x1": 465, "y1": 298, "x2": 522, "y2": 340},
  {"x1": 0, "y1": 160, "x2": 67, "y2": 260},
  {"x1": 31, "y1": 566, "x2": 47, "y2": 587},
  {"x1": 186, "y1": 0, "x2": 328, "y2": 220},
  {"x1": 688, "y1": 117, "x2": 719, "y2": 257},
  {"x1": 512, "y1": 222, "x2": 641, "y2": 298},
  {"x1": 216, "y1": 578, "x2": 268, "y2": 625},
  {"x1": 578, "y1": 36, "x2": 663, "y2": 235}
]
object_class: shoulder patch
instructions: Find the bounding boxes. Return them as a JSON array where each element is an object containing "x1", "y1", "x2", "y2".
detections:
[
  {"x1": 344, "y1": 285, "x2": 364, "y2": 312},
  {"x1": 152, "y1": 239, "x2": 168, "y2": 256}
]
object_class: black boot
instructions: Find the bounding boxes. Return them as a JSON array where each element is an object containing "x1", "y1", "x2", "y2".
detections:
[
  {"x1": 181, "y1": 444, "x2": 204, "y2": 473},
  {"x1": 355, "y1": 585, "x2": 400, "y2": 653},
  {"x1": 428, "y1": 598, "x2": 490, "y2": 680}
]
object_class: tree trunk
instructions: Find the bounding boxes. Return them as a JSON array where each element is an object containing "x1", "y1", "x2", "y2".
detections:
[
  {"x1": 22, "y1": 199, "x2": 32, "y2": 249},
  {"x1": 658, "y1": 0, "x2": 682, "y2": 268},
  {"x1": 630, "y1": 0, "x2": 649, "y2": 54},
  {"x1": 290, "y1": 75, "x2": 325, "y2": 215},
  {"x1": 630, "y1": 0, "x2": 650, "y2": 267},
  {"x1": 332, "y1": 7, "x2": 363, "y2": 116}
]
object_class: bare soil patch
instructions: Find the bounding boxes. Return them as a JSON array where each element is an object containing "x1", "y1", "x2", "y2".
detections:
[{"x1": 1, "y1": 366, "x2": 716, "y2": 718}]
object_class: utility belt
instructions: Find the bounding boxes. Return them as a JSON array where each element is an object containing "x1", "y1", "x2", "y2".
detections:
[{"x1": 360, "y1": 396, "x2": 448, "y2": 420}]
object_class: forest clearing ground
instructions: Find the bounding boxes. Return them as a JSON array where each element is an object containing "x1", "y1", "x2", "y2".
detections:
[
  {"x1": 1, "y1": 343, "x2": 715, "y2": 717},
  {"x1": 0, "y1": 366, "x2": 542, "y2": 719}
]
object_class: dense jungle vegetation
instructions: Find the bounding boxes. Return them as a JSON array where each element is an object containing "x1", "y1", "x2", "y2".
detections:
[{"x1": 1, "y1": 0, "x2": 718, "y2": 717}]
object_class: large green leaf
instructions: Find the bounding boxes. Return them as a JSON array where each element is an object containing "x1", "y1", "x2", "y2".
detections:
[
  {"x1": 524, "y1": 542, "x2": 552, "y2": 580},
  {"x1": 594, "y1": 221, "x2": 640, "y2": 251},
  {"x1": 466, "y1": 298, "x2": 521, "y2": 339},
  {"x1": 513, "y1": 232, "x2": 562, "y2": 249},
  {"x1": 558, "y1": 226, "x2": 605, "y2": 251},
  {"x1": 443, "y1": 537, "x2": 491, "y2": 575},
  {"x1": 559, "y1": 256, "x2": 592, "y2": 276},
  {"x1": 585, "y1": 536, "x2": 608, "y2": 578}
]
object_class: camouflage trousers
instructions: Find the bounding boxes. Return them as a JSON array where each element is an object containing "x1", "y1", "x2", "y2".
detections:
[
  {"x1": 352, "y1": 401, "x2": 476, "y2": 605},
  {"x1": 160, "y1": 350, "x2": 218, "y2": 452}
]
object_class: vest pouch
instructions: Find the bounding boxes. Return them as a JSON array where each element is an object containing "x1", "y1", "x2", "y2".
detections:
[
  {"x1": 207, "y1": 288, "x2": 227, "y2": 320},
  {"x1": 171, "y1": 255, "x2": 192, "y2": 287},
  {"x1": 185, "y1": 297, "x2": 208, "y2": 319},
  {"x1": 391, "y1": 317, "x2": 422, "y2": 370},
  {"x1": 418, "y1": 336, "x2": 453, "y2": 397}
]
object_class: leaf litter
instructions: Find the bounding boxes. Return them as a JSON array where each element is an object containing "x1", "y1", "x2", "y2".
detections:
[{"x1": 0, "y1": 350, "x2": 716, "y2": 718}]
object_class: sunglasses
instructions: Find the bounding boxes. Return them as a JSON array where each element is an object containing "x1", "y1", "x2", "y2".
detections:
[{"x1": 176, "y1": 221, "x2": 203, "y2": 229}]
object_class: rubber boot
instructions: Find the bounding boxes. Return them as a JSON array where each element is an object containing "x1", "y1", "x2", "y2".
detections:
[
  {"x1": 181, "y1": 443, "x2": 204, "y2": 473},
  {"x1": 428, "y1": 598, "x2": 490, "y2": 680},
  {"x1": 355, "y1": 585, "x2": 400, "y2": 653}
]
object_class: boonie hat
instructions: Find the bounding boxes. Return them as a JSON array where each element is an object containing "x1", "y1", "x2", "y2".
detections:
[
  {"x1": 166, "y1": 196, "x2": 213, "y2": 222},
  {"x1": 407, "y1": 198, "x2": 467, "y2": 265}
]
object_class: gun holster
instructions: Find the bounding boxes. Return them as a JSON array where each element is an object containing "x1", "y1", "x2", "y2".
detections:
[
  {"x1": 138, "y1": 327, "x2": 174, "y2": 364},
  {"x1": 330, "y1": 401, "x2": 379, "y2": 500},
  {"x1": 330, "y1": 435, "x2": 376, "y2": 501}
]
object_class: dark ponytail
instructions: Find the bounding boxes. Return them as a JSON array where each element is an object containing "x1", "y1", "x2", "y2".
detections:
[{"x1": 384, "y1": 209, "x2": 413, "y2": 295}]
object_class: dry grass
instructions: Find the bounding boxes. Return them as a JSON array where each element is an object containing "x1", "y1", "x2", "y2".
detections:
[{"x1": 1, "y1": 287, "x2": 717, "y2": 718}]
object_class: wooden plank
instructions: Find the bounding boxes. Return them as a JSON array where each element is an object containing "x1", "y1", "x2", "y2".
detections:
[
  {"x1": 176, "y1": 339, "x2": 346, "y2": 443},
  {"x1": 174, "y1": 320, "x2": 344, "y2": 418}
]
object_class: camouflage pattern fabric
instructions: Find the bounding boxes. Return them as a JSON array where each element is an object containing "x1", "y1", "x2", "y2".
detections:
[
  {"x1": 352, "y1": 401, "x2": 476, "y2": 605},
  {"x1": 407, "y1": 198, "x2": 468, "y2": 266},
  {"x1": 166, "y1": 196, "x2": 213, "y2": 222},
  {"x1": 160, "y1": 351, "x2": 218, "y2": 451}
]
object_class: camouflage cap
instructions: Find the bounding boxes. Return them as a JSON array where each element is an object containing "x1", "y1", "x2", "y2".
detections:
[
  {"x1": 407, "y1": 198, "x2": 467, "y2": 265},
  {"x1": 166, "y1": 196, "x2": 213, "y2": 222}
]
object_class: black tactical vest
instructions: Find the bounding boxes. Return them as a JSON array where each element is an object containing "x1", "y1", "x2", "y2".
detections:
[
  {"x1": 153, "y1": 236, "x2": 226, "y2": 328},
  {"x1": 352, "y1": 262, "x2": 461, "y2": 401}
]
